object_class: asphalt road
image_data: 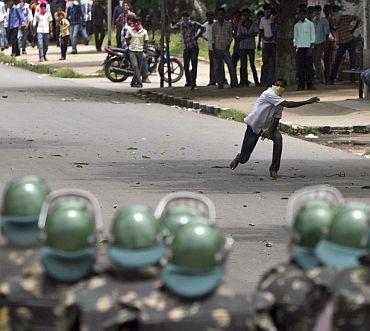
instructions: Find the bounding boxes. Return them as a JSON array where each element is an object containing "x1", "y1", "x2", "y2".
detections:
[{"x1": 0, "y1": 64, "x2": 369, "y2": 293}]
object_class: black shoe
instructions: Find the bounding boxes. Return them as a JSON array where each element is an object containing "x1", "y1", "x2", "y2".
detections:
[
  {"x1": 84, "y1": 39, "x2": 89, "y2": 45},
  {"x1": 22, "y1": 50, "x2": 26, "y2": 55},
  {"x1": 217, "y1": 85, "x2": 224, "y2": 89},
  {"x1": 71, "y1": 51, "x2": 77, "y2": 54},
  {"x1": 185, "y1": 83, "x2": 191, "y2": 87},
  {"x1": 208, "y1": 82, "x2": 216, "y2": 86}
]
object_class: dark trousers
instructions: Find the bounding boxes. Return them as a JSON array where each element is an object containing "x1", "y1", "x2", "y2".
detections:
[
  {"x1": 323, "y1": 41, "x2": 334, "y2": 83},
  {"x1": 93, "y1": 25, "x2": 105, "y2": 51},
  {"x1": 116, "y1": 25, "x2": 122, "y2": 48},
  {"x1": 236, "y1": 125, "x2": 283, "y2": 172},
  {"x1": 183, "y1": 46, "x2": 199, "y2": 86},
  {"x1": 240, "y1": 49, "x2": 259, "y2": 85},
  {"x1": 232, "y1": 47, "x2": 240, "y2": 75},
  {"x1": 331, "y1": 39, "x2": 356, "y2": 81},
  {"x1": 129, "y1": 50, "x2": 143, "y2": 85},
  {"x1": 9, "y1": 28, "x2": 20, "y2": 56},
  {"x1": 60, "y1": 35, "x2": 69, "y2": 58},
  {"x1": 214, "y1": 49, "x2": 238, "y2": 87},
  {"x1": 260, "y1": 43, "x2": 276, "y2": 86},
  {"x1": 296, "y1": 48, "x2": 314, "y2": 89},
  {"x1": 208, "y1": 50, "x2": 216, "y2": 85}
]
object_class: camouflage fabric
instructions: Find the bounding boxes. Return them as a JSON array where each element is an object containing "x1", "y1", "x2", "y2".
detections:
[
  {"x1": 308, "y1": 255, "x2": 370, "y2": 331},
  {"x1": 0, "y1": 241, "x2": 39, "y2": 280},
  {"x1": 0, "y1": 255, "x2": 78, "y2": 330},
  {"x1": 256, "y1": 261, "x2": 330, "y2": 331},
  {"x1": 64, "y1": 267, "x2": 256, "y2": 331}
]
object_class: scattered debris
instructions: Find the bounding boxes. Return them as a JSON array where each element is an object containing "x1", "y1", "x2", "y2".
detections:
[
  {"x1": 127, "y1": 147, "x2": 138, "y2": 150},
  {"x1": 211, "y1": 166, "x2": 229, "y2": 169},
  {"x1": 322, "y1": 171, "x2": 346, "y2": 178},
  {"x1": 243, "y1": 205, "x2": 248, "y2": 208},
  {"x1": 248, "y1": 223, "x2": 255, "y2": 227},
  {"x1": 2, "y1": 95, "x2": 8, "y2": 99},
  {"x1": 180, "y1": 147, "x2": 186, "y2": 150},
  {"x1": 142, "y1": 155, "x2": 151, "y2": 159},
  {"x1": 235, "y1": 96, "x2": 240, "y2": 100},
  {"x1": 141, "y1": 137, "x2": 147, "y2": 140},
  {"x1": 305, "y1": 134, "x2": 319, "y2": 140},
  {"x1": 361, "y1": 186, "x2": 370, "y2": 189},
  {"x1": 281, "y1": 197, "x2": 289, "y2": 200},
  {"x1": 252, "y1": 191, "x2": 261, "y2": 194},
  {"x1": 51, "y1": 154, "x2": 62, "y2": 157},
  {"x1": 113, "y1": 204, "x2": 118, "y2": 208},
  {"x1": 136, "y1": 182, "x2": 140, "y2": 185}
]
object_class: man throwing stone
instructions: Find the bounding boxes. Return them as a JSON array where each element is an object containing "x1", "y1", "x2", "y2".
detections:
[{"x1": 229, "y1": 79, "x2": 320, "y2": 179}]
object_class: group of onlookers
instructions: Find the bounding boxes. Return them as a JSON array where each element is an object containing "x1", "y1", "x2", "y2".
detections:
[
  {"x1": 294, "y1": 4, "x2": 361, "y2": 90},
  {"x1": 0, "y1": 0, "x2": 107, "y2": 61}
]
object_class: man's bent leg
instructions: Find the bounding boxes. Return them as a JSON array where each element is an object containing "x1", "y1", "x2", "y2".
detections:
[
  {"x1": 230, "y1": 126, "x2": 260, "y2": 170},
  {"x1": 269, "y1": 130, "x2": 283, "y2": 174}
]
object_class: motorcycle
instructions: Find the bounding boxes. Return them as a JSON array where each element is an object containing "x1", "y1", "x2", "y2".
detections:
[{"x1": 103, "y1": 42, "x2": 184, "y2": 84}]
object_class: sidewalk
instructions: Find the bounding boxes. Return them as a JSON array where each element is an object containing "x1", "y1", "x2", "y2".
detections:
[{"x1": 3, "y1": 43, "x2": 369, "y2": 130}]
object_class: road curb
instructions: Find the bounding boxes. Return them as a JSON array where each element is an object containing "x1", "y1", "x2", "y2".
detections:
[{"x1": 139, "y1": 90, "x2": 370, "y2": 134}]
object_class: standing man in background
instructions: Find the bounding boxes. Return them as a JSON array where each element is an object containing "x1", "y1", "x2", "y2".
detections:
[
  {"x1": 312, "y1": 5, "x2": 330, "y2": 84},
  {"x1": 125, "y1": 16, "x2": 148, "y2": 88},
  {"x1": 294, "y1": 8, "x2": 316, "y2": 90},
  {"x1": 238, "y1": 8, "x2": 260, "y2": 87},
  {"x1": 259, "y1": 3, "x2": 277, "y2": 86},
  {"x1": 112, "y1": 0, "x2": 123, "y2": 47},
  {"x1": 171, "y1": 12, "x2": 204, "y2": 90},
  {"x1": 202, "y1": 10, "x2": 216, "y2": 86},
  {"x1": 67, "y1": 0, "x2": 87, "y2": 54},
  {"x1": 329, "y1": 6, "x2": 361, "y2": 84},
  {"x1": 91, "y1": 0, "x2": 106, "y2": 52},
  {"x1": 80, "y1": 0, "x2": 92, "y2": 40},
  {"x1": 8, "y1": 0, "x2": 25, "y2": 56},
  {"x1": 231, "y1": 10, "x2": 241, "y2": 78},
  {"x1": 0, "y1": 0, "x2": 6, "y2": 51},
  {"x1": 17, "y1": 0, "x2": 33, "y2": 55},
  {"x1": 33, "y1": 1, "x2": 53, "y2": 61},
  {"x1": 116, "y1": 1, "x2": 135, "y2": 49},
  {"x1": 212, "y1": 7, "x2": 238, "y2": 89}
]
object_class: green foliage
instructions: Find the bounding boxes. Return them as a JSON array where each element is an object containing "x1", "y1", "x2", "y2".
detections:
[
  {"x1": 50, "y1": 68, "x2": 88, "y2": 78},
  {"x1": 0, "y1": 53, "x2": 55, "y2": 74},
  {"x1": 217, "y1": 108, "x2": 245, "y2": 123}
]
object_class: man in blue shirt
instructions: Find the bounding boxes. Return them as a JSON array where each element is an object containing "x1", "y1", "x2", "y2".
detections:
[
  {"x1": 67, "y1": 0, "x2": 88, "y2": 54},
  {"x1": 294, "y1": 8, "x2": 315, "y2": 90},
  {"x1": 8, "y1": 0, "x2": 25, "y2": 56},
  {"x1": 312, "y1": 5, "x2": 330, "y2": 83}
]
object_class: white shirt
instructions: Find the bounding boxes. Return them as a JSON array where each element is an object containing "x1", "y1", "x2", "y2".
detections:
[
  {"x1": 80, "y1": 0, "x2": 92, "y2": 22},
  {"x1": 0, "y1": 1, "x2": 5, "y2": 22},
  {"x1": 126, "y1": 28, "x2": 149, "y2": 52},
  {"x1": 202, "y1": 21, "x2": 214, "y2": 51},
  {"x1": 294, "y1": 19, "x2": 315, "y2": 48},
  {"x1": 34, "y1": 12, "x2": 53, "y2": 33},
  {"x1": 245, "y1": 88, "x2": 285, "y2": 134},
  {"x1": 259, "y1": 16, "x2": 274, "y2": 42}
]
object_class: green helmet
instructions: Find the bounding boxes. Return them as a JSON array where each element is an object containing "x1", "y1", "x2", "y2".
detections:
[
  {"x1": 315, "y1": 203, "x2": 370, "y2": 267},
  {"x1": 291, "y1": 201, "x2": 335, "y2": 269},
  {"x1": 162, "y1": 221, "x2": 233, "y2": 298},
  {"x1": 39, "y1": 190, "x2": 103, "y2": 282},
  {"x1": 1, "y1": 176, "x2": 50, "y2": 247},
  {"x1": 159, "y1": 207, "x2": 200, "y2": 238},
  {"x1": 287, "y1": 185, "x2": 344, "y2": 270},
  {"x1": 109, "y1": 205, "x2": 165, "y2": 269}
]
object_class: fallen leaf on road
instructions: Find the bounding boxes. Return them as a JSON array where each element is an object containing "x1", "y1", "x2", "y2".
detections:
[
  {"x1": 281, "y1": 197, "x2": 289, "y2": 200},
  {"x1": 361, "y1": 186, "x2": 370, "y2": 189},
  {"x1": 211, "y1": 166, "x2": 229, "y2": 169},
  {"x1": 2, "y1": 96, "x2": 8, "y2": 99},
  {"x1": 127, "y1": 147, "x2": 138, "y2": 150},
  {"x1": 235, "y1": 96, "x2": 240, "y2": 100},
  {"x1": 51, "y1": 154, "x2": 62, "y2": 157},
  {"x1": 243, "y1": 205, "x2": 247, "y2": 208},
  {"x1": 142, "y1": 155, "x2": 151, "y2": 159},
  {"x1": 252, "y1": 191, "x2": 261, "y2": 194},
  {"x1": 113, "y1": 204, "x2": 118, "y2": 208},
  {"x1": 74, "y1": 162, "x2": 89, "y2": 166},
  {"x1": 110, "y1": 100, "x2": 124, "y2": 104},
  {"x1": 180, "y1": 147, "x2": 186, "y2": 150},
  {"x1": 248, "y1": 223, "x2": 255, "y2": 227}
]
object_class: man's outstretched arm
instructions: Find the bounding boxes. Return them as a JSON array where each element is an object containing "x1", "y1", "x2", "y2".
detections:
[{"x1": 280, "y1": 97, "x2": 320, "y2": 108}]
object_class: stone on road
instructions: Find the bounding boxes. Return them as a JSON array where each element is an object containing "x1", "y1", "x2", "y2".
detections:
[{"x1": 0, "y1": 64, "x2": 369, "y2": 293}]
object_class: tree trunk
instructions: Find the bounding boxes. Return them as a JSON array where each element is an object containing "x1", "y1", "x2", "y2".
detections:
[
  {"x1": 275, "y1": 0, "x2": 300, "y2": 85},
  {"x1": 193, "y1": 0, "x2": 207, "y2": 20}
]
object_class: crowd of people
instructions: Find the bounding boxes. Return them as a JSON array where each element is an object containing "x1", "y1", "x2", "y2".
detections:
[
  {"x1": 0, "y1": 1, "x2": 365, "y2": 90},
  {"x1": 0, "y1": 0, "x2": 107, "y2": 61}
]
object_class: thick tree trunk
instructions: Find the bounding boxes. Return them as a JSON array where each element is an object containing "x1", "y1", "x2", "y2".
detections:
[{"x1": 275, "y1": 0, "x2": 300, "y2": 85}]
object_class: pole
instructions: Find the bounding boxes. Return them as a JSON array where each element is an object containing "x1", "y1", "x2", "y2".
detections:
[
  {"x1": 364, "y1": 0, "x2": 370, "y2": 97},
  {"x1": 165, "y1": 0, "x2": 172, "y2": 87},
  {"x1": 160, "y1": 0, "x2": 165, "y2": 88},
  {"x1": 107, "y1": 0, "x2": 112, "y2": 46}
]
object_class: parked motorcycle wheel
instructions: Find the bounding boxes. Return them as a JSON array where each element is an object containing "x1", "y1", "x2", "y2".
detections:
[
  {"x1": 162, "y1": 58, "x2": 184, "y2": 84},
  {"x1": 104, "y1": 57, "x2": 130, "y2": 83}
]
